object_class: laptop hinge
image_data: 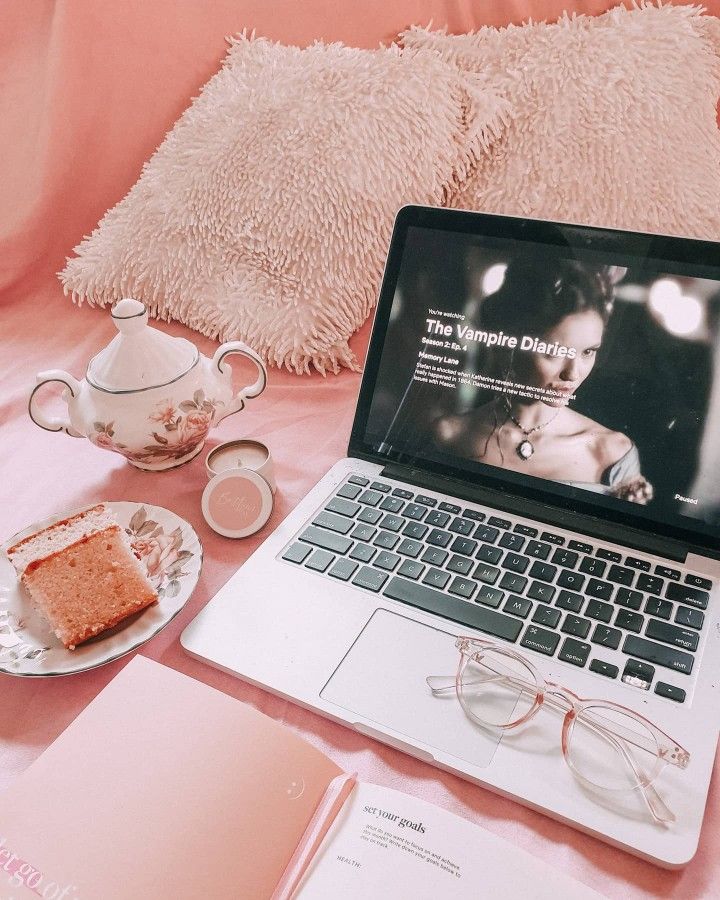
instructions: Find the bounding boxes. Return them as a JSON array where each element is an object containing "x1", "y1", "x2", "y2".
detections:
[{"x1": 380, "y1": 463, "x2": 691, "y2": 563}]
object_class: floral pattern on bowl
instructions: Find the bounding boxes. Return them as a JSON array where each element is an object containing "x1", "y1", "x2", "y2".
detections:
[
  {"x1": 0, "y1": 501, "x2": 202, "y2": 677},
  {"x1": 90, "y1": 390, "x2": 224, "y2": 466}
]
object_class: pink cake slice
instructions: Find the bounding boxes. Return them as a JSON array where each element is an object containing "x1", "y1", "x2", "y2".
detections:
[{"x1": 7, "y1": 505, "x2": 157, "y2": 650}]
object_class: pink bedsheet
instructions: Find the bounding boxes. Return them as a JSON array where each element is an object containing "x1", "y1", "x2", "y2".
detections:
[{"x1": 2, "y1": 2, "x2": 720, "y2": 897}]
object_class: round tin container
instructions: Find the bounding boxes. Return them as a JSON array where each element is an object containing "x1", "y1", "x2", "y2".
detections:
[
  {"x1": 201, "y1": 468, "x2": 273, "y2": 538},
  {"x1": 205, "y1": 439, "x2": 276, "y2": 493}
]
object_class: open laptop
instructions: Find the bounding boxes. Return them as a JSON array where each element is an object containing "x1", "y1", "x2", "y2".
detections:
[{"x1": 182, "y1": 206, "x2": 720, "y2": 867}]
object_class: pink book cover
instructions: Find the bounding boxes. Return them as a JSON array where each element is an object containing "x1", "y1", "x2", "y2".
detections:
[{"x1": 0, "y1": 657, "x2": 342, "y2": 900}]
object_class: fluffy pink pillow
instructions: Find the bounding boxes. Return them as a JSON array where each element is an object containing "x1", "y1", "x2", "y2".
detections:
[
  {"x1": 59, "y1": 36, "x2": 510, "y2": 374},
  {"x1": 401, "y1": 4, "x2": 720, "y2": 239}
]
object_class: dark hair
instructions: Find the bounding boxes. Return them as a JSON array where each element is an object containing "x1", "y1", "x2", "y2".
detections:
[{"x1": 481, "y1": 259, "x2": 615, "y2": 336}]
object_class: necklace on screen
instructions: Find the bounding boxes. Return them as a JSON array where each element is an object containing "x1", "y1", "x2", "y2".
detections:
[{"x1": 503, "y1": 399, "x2": 561, "y2": 461}]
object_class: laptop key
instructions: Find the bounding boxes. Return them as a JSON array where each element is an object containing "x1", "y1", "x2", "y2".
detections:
[
  {"x1": 589, "y1": 659, "x2": 619, "y2": 679},
  {"x1": 586, "y1": 578, "x2": 613, "y2": 601},
  {"x1": 299, "y1": 526, "x2": 352, "y2": 555},
  {"x1": 655, "y1": 565, "x2": 680, "y2": 581},
  {"x1": 568, "y1": 540, "x2": 593, "y2": 554},
  {"x1": 328, "y1": 558, "x2": 359, "y2": 581},
  {"x1": 359, "y1": 489, "x2": 383, "y2": 507},
  {"x1": 325, "y1": 497, "x2": 361, "y2": 517},
  {"x1": 526, "y1": 540, "x2": 551, "y2": 560},
  {"x1": 337, "y1": 483, "x2": 362, "y2": 500},
  {"x1": 379, "y1": 514, "x2": 404, "y2": 532},
  {"x1": 637, "y1": 574, "x2": 664, "y2": 595},
  {"x1": 502, "y1": 552, "x2": 529, "y2": 574},
  {"x1": 370, "y1": 481, "x2": 391, "y2": 492},
  {"x1": 514, "y1": 523, "x2": 538, "y2": 537},
  {"x1": 488, "y1": 516, "x2": 511, "y2": 529},
  {"x1": 313, "y1": 511, "x2": 354, "y2": 535},
  {"x1": 646, "y1": 620, "x2": 698, "y2": 652},
  {"x1": 421, "y1": 546, "x2": 448, "y2": 566},
  {"x1": 476, "y1": 585, "x2": 504, "y2": 608},
  {"x1": 449, "y1": 577, "x2": 477, "y2": 600},
  {"x1": 596, "y1": 548, "x2": 622, "y2": 562},
  {"x1": 306, "y1": 549, "x2": 335, "y2": 572},
  {"x1": 622, "y1": 658, "x2": 655, "y2": 689},
  {"x1": 607, "y1": 565, "x2": 635, "y2": 587},
  {"x1": 374, "y1": 530, "x2": 399, "y2": 550},
  {"x1": 590, "y1": 624, "x2": 622, "y2": 650},
  {"x1": 414, "y1": 494, "x2": 437, "y2": 507},
  {"x1": 403, "y1": 521, "x2": 428, "y2": 540},
  {"x1": 423, "y1": 568, "x2": 451, "y2": 590},
  {"x1": 654, "y1": 682, "x2": 686, "y2": 703},
  {"x1": 438, "y1": 502, "x2": 461, "y2": 514},
  {"x1": 397, "y1": 559, "x2": 424, "y2": 580},
  {"x1": 379, "y1": 496, "x2": 404, "y2": 514},
  {"x1": 666, "y1": 582, "x2": 709, "y2": 610},
  {"x1": 348, "y1": 475, "x2": 369, "y2": 486},
  {"x1": 558, "y1": 638, "x2": 590, "y2": 667},
  {"x1": 499, "y1": 572, "x2": 528, "y2": 593},
  {"x1": 504, "y1": 595, "x2": 532, "y2": 618},
  {"x1": 557, "y1": 570, "x2": 585, "y2": 591},
  {"x1": 449, "y1": 517, "x2": 475, "y2": 535},
  {"x1": 397, "y1": 538, "x2": 423, "y2": 558},
  {"x1": 499, "y1": 532, "x2": 525, "y2": 551},
  {"x1": 552, "y1": 549, "x2": 578, "y2": 569},
  {"x1": 282, "y1": 543, "x2": 312, "y2": 564},
  {"x1": 392, "y1": 488, "x2": 414, "y2": 499},
  {"x1": 358, "y1": 507, "x2": 383, "y2": 525},
  {"x1": 615, "y1": 587, "x2": 643, "y2": 610},
  {"x1": 350, "y1": 524, "x2": 377, "y2": 542},
  {"x1": 685, "y1": 573, "x2": 712, "y2": 591},
  {"x1": 645, "y1": 597, "x2": 672, "y2": 620},
  {"x1": 585, "y1": 599, "x2": 613, "y2": 623},
  {"x1": 532, "y1": 605, "x2": 561, "y2": 628},
  {"x1": 579, "y1": 557, "x2": 606, "y2": 578},
  {"x1": 615, "y1": 609, "x2": 644, "y2": 633},
  {"x1": 352, "y1": 566, "x2": 388, "y2": 592},
  {"x1": 349, "y1": 543, "x2": 376, "y2": 563},
  {"x1": 447, "y1": 554, "x2": 474, "y2": 576},
  {"x1": 450, "y1": 536, "x2": 478, "y2": 557},
  {"x1": 402, "y1": 503, "x2": 427, "y2": 521},
  {"x1": 473, "y1": 564, "x2": 500, "y2": 585},
  {"x1": 625, "y1": 556, "x2": 651, "y2": 571},
  {"x1": 556, "y1": 590, "x2": 583, "y2": 613},
  {"x1": 561, "y1": 615, "x2": 591, "y2": 638},
  {"x1": 527, "y1": 581, "x2": 556, "y2": 603},
  {"x1": 622, "y1": 636, "x2": 694, "y2": 675},
  {"x1": 425, "y1": 510, "x2": 450, "y2": 528},
  {"x1": 520, "y1": 625, "x2": 561, "y2": 656},
  {"x1": 675, "y1": 605, "x2": 704, "y2": 630},
  {"x1": 383, "y1": 577, "x2": 523, "y2": 642},
  {"x1": 462, "y1": 509, "x2": 485, "y2": 522},
  {"x1": 529, "y1": 561, "x2": 557, "y2": 583},
  {"x1": 476, "y1": 544, "x2": 503, "y2": 565},
  {"x1": 474, "y1": 525, "x2": 500, "y2": 543},
  {"x1": 540, "y1": 531, "x2": 564, "y2": 545},
  {"x1": 374, "y1": 551, "x2": 401, "y2": 572}
]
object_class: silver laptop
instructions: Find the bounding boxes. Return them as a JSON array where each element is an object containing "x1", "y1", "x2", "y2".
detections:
[{"x1": 182, "y1": 207, "x2": 720, "y2": 867}]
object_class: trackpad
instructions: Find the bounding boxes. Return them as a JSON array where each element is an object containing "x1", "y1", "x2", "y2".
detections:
[{"x1": 320, "y1": 609, "x2": 503, "y2": 769}]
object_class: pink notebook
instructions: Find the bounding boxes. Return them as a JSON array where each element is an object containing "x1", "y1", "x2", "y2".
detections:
[{"x1": 0, "y1": 657, "x2": 601, "y2": 899}]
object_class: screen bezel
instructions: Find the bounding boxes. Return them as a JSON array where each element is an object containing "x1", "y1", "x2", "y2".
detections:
[{"x1": 348, "y1": 205, "x2": 720, "y2": 555}]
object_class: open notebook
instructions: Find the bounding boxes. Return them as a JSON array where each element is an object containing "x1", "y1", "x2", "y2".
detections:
[{"x1": 0, "y1": 657, "x2": 601, "y2": 899}]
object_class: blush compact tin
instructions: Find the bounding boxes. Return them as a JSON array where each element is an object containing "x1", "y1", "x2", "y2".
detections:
[{"x1": 201, "y1": 468, "x2": 273, "y2": 538}]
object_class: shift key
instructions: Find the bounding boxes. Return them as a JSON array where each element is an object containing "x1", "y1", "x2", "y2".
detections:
[{"x1": 622, "y1": 635, "x2": 694, "y2": 675}]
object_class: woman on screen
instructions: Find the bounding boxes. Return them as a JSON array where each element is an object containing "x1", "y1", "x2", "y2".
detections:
[{"x1": 433, "y1": 259, "x2": 653, "y2": 504}]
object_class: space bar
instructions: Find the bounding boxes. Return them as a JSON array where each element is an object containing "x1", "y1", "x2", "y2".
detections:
[{"x1": 383, "y1": 577, "x2": 522, "y2": 642}]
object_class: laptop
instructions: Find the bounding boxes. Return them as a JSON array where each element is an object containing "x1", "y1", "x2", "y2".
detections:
[{"x1": 182, "y1": 206, "x2": 720, "y2": 867}]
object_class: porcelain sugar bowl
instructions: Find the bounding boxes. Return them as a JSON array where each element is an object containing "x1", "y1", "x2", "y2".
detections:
[{"x1": 28, "y1": 299, "x2": 267, "y2": 470}]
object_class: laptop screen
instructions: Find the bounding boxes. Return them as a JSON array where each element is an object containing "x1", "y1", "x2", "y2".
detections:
[{"x1": 351, "y1": 208, "x2": 720, "y2": 551}]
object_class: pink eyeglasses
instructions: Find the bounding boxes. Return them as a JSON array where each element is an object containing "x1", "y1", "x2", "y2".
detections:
[{"x1": 427, "y1": 636, "x2": 690, "y2": 825}]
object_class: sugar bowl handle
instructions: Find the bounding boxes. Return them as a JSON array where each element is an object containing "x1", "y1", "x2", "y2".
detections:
[
  {"x1": 212, "y1": 341, "x2": 267, "y2": 423},
  {"x1": 28, "y1": 370, "x2": 84, "y2": 436}
]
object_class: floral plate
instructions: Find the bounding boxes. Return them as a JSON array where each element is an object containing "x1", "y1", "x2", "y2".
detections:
[{"x1": 0, "y1": 501, "x2": 202, "y2": 677}]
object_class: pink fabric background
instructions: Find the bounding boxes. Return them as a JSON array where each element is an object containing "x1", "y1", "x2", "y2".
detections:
[{"x1": 2, "y1": 2, "x2": 719, "y2": 897}]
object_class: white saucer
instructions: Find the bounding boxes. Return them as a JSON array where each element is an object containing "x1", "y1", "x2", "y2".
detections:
[{"x1": 0, "y1": 501, "x2": 202, "y2": 677}]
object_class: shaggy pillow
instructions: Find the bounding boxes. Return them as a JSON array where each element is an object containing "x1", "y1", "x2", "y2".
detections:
[
  {"x1": 59, "y1": 36, "x2": 511, "y2": 374},
  {"x1": 401, "y1": 3, "x2": 720, "y2": 240}
]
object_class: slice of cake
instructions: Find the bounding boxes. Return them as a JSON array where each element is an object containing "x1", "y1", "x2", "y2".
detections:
[{"x1": 7, "y1": 504, "x2": 158, "y2": 650}]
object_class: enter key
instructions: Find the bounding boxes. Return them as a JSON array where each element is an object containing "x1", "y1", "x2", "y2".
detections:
[{"x1": 645, "y1": 619, "x2": 699, "y2": 653}]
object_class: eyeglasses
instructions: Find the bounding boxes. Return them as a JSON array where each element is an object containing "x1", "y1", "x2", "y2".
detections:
[{"x1": 427, "y1": 637, "x2": 690, "y2": 825}]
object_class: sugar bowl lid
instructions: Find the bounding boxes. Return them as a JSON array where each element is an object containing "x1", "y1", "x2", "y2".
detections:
[{"x1": 86, "y1": 298, "x2": 199, "y2": 392}]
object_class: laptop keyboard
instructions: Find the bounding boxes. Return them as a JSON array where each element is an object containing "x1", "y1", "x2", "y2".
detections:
[{"x1": 281, "y1": 474, "x2": 714, "y2": 705}]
